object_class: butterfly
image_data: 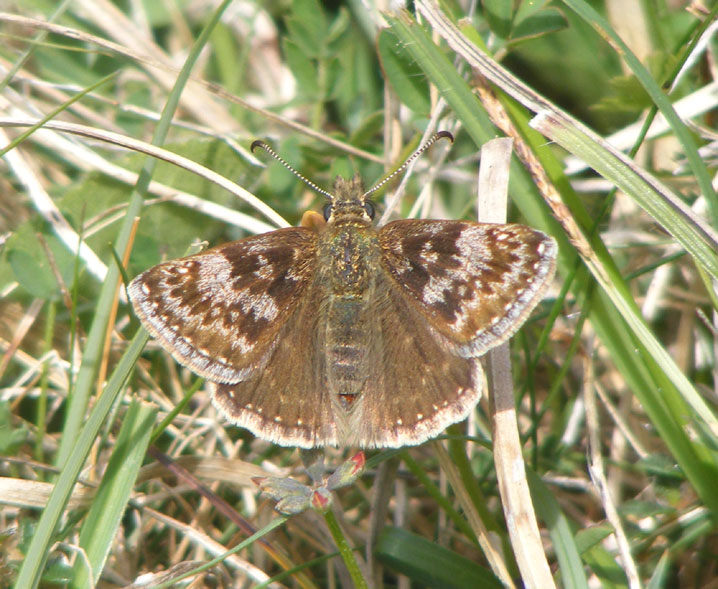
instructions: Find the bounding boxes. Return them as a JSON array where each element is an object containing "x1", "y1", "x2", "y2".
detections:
[{"x1": 128, "y1": 133, "x2": 556, "y2": 448}]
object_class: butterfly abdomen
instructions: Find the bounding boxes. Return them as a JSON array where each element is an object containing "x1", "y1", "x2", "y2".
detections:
[
  {"x1": 318, "y1": 224, "x2": 381, "y2": 414},
  {"x1": 325, "y1": 296, "x2": 370, "y2": 405}
]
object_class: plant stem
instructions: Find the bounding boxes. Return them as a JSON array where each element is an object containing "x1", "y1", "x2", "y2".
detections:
[{"x1": 322, "y1": 508, "x2": 367, "y2": 589}]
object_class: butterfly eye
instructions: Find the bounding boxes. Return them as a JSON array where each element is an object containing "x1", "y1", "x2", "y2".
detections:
[
  {"x1": 323, "y1": 203, "x2": 333, "y2": 220},
  {"x1": 363, "y1": 201, "x2": 375, "y2": 219}
]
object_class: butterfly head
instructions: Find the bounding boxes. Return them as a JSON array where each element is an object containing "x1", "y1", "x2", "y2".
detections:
[{"x1": 323, "y1": 175, "x2": 375, "y2": 226}]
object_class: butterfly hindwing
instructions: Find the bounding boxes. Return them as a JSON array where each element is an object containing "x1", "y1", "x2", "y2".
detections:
[
  {"x1": 211, "y1": 277, "x2": 338, "y2": 448},
  {"x1": 342, "y1": 270, "x2": 482, "y2": 448}
]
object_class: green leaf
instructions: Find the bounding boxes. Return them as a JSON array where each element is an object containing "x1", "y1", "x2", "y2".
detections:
[
  {"x1": 514, "y1": 0, "x2": 552, "y2": 23},
  {"x1": 527, "y1": 469, "x2": 589, "y2": 588},
  {"x1": 283, "y1": 38, "x2": 319, "y2": 99},
  {"x1": 8, "y1": 249, "x2": 61, "y2": 301},
  {"x1": 285, "y1": 0, "x2": 327, "y2": 58},
  {"x1": 375, "y1": 527, "x2": 502, "y2": 589},
  {"x1": 619, "y1": 500, "x2": 675, "y2": 519},
  {"x1": 56, "y1": 138, "x2": 252, "y2": 272},
  {"x1": 483, "y1": 0, "x2": 513, "y2": 39},
  {"x1": 593, "y1": 74, "x2": 653, "y2": 114},
  {"x1": 348, "y1": 110, "x2": 384, "y2": 147},
  {"x1": 636, "y1": 453, "x2": 684, "y2": 480},
  {"x1": 5, "y1": 225, "x2": 78, "y2": 302},
  {"x1": 262, "y1": 135, "x2": 304, "y2": 195},
  {"x1": 574, "y1": 525, "x2": 614, "y2": 554},
  {"x1": 326, "y1": 6, "x2": 351, "y2": 47},
  {"x1": 510, "y1": 7, "x2": 568, "y2": 42},
  {"x1": 378, "y1": 30, "x2": 431, "y2": 114},
  {"x1": 0, "y1": 401, "x2": 28, "y2": 455},
  {"x1": 581, "y1": 536, "x2": 629, "y2": 586},
  {"x1": 41, "y1": 556, "x2": 74, "y2": 586}
]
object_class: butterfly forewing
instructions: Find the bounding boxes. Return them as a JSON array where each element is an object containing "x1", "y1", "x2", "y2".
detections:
[
  {"x1": 378, "y1": 220, "x2": 556, "y2": 357},
  {"x1": 128, "y1": 227, "x2": 319, "y2": 383}
]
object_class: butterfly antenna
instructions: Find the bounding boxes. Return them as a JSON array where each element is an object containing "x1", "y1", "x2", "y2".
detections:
[
  {"x1": 251, "y1": 140, "x2": 335, "y2": 200},
  {"x1": 363, "y1": 131, "x2": 454, "y2": 198}
]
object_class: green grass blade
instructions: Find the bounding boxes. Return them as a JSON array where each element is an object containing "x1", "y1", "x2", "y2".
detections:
[
  {"x1": 72, "y1": 398, "x2": 157, "y2": 587},
  {"x1": 527, "y1": 469, "x2": 588, "y2": 588},
  {"x1": 412, "y1": 1, "x2": 718, "y2": 280},
  {"x1": 17, "y1": 3, "x2": 233, "y2": 586},
  {"x1": 14, "y1": 329, "x2": 149, "y2": 589}
]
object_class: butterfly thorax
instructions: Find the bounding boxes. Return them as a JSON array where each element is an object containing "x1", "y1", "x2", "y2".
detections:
[{"x1": 321, "y1": 175, "x2": 377, "y2": 295}]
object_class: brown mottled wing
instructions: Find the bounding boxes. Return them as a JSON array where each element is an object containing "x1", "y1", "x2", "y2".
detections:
[
  {"x1": 378, "y1": 220, "x2": 556, "y2": 357},
  {"x1": 211, "y1": 277, "x2": 337, "y2": 448},
  {"x1": 344, "y1": 271, "x2": 482, "y2": 448},
  {"x1": 128, "y1": 227, "x2": 318, "y2": 383}
]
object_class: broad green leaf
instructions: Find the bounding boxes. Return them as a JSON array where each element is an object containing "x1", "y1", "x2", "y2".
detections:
[
  {"x1": 378, "y1": 30, "x2": 431, "y2": 114},
  {"x1": 376, "y1": 527, "x2": 502, "y2": 589},
  {"x1": 284, "y1": 38, "x2": 319, "y2": 99},
  {"x1": 8, "y1": 249, "x2": 61, "y2": 301},
  {"x1": 483, "y1": 0, "x2": 513, "y2": 39},
  {"x1": 285, "y1": 0, "x2": 327, "y2": 58},
  {"x1": 510, "y1": 8, "x2": 568, "y2": 42}
]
